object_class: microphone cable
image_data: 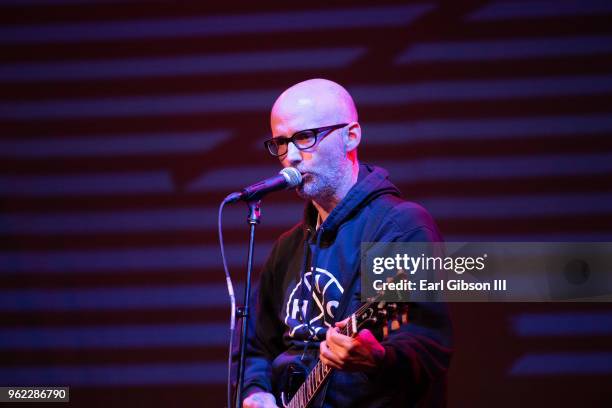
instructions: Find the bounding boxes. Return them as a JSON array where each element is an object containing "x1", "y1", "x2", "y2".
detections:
[{"x1": 218, "y1": 199, "x2": 236, "y2": 408}]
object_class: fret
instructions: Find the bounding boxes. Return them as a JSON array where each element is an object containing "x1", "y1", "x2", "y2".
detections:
[
  {"x1": 312, "y1": 372, "x2": 317, "y2": 395},
  {"x1": 307, "y1": 376, "x2": 312, "y2": 399}
]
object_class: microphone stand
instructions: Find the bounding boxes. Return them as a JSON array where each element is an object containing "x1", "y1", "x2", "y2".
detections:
[{"x1": 234, "y1": 199, "x2": 261, "y2": 408}]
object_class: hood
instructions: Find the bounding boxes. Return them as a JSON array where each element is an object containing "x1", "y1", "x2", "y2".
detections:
[{"x1": 302, "y1": 163, "x2": 401, "y2": 243}]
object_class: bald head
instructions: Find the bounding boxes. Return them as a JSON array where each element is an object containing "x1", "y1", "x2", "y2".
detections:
[
  {"x1": 271, "y1": 78, "x2": 358, "y2": 133},
  {"x1": 268, "y1": 78, "x2": 361, "y2": 210}
]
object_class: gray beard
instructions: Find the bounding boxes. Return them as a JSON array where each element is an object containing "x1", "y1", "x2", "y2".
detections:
[{"x1": 296, "y1": 173, "x2": 337, "y2": 203}]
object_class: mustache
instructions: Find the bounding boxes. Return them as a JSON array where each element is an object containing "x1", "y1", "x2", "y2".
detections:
[{"x1": 296, "y1": 168, "x2": 314, "y2": 175}]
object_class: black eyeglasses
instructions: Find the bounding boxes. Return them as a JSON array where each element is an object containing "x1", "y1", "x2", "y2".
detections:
[{"x1": 264, "y1": 123, "x2": 348, "y2": 157}]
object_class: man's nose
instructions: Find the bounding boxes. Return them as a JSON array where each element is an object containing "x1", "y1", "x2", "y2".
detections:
[{"x1": 285, "y1": 141, "x2": 302, "y2": 164}]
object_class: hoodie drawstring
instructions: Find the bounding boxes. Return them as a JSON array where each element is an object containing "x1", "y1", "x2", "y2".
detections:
[{"x1": 299, "y1": 226, "x2": 324, "y2": 360}]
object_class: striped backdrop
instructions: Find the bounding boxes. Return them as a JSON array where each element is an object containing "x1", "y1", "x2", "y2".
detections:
[{"x1": 1, "y1": 0, "x2": 611, "y2": 406}]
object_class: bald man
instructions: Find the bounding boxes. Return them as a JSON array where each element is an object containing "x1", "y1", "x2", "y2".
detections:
[{"x1": 241, "y1": 79, "x2": 452, "y2": 407}]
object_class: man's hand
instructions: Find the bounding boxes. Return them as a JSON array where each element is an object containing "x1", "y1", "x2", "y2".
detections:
[
  {"x1": 243, "y1": 391, "x2": 278, "y2": 408},
  {"x1": 319, "y1": 317, "x2": 386, "y2": 372}
]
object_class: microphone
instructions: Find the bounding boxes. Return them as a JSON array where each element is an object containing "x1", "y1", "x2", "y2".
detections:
[{"x1": 224, "y1": 167, "x2": 302, "y2": 204}]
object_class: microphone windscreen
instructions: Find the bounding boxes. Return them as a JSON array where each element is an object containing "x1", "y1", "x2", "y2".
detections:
[{"x1": 280, "y1": 167, "x2": 302, "y2": 188}]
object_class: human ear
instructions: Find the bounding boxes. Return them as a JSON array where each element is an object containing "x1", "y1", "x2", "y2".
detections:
[{"x1": 344, "y1": 122, "x2": 361, "y2": 153}]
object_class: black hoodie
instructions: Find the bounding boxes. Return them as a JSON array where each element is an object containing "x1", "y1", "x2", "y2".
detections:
[{"x1": 242, "y1": 164, "x2": 452, "y2": 407}]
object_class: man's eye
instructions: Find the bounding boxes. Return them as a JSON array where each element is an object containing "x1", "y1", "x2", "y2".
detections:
[
  {"x1": 275, "y1": 138, "x2": 289, "y2": 146},
  {"x1": 294, "y1": 132, "x2": 313, "y2": 142}
]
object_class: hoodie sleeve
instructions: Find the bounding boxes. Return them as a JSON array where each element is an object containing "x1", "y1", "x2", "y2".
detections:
[
  {"x1": 369, "y1": 203, "x2": 453, "y2": 406},
  {"x1": 239, "y1": 239, "x2": 286, "y2": 398}
]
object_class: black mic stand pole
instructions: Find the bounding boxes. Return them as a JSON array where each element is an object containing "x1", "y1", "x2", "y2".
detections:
[{"x1": 234, "y1": 199, "x2": 261, "y2": 408}]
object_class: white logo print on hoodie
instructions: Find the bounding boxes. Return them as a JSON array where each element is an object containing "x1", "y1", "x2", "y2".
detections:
[{"x1": 284, "y1": 267, "x2": 344, "y2": 340}]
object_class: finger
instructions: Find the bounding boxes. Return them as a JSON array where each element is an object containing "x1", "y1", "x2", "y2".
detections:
[
  {"x1": 325, "y1": 326, "x2": 344, "y2": 350},
  {"x1": 242, "y1": 398, "x2": 259, "y2": 408},
  {"x1": 327, "y1": 327, "x2": 354, "y2": 351},
  {"x1": 319, "y1": 351, "x2": 340, "y2": 369},
  {"x1": 321, "y1": 339, "x2": 344, "y2": 367},
  {"x1": 357, "y1": 328, "x2": 374, "y2": 341},
  {"x1": 334, "y1": 317, "x2": 350, "y2": 328},
  {"x1": 319, "y1": 341, "x2": 343, "y2": 369},
  {"x1": 326, "y1": 335, "x2": 354, "y2": 365}
]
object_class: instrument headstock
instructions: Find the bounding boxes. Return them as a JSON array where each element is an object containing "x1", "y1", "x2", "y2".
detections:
[
  {"x1": 355, "y1": 270, "x2": 410, "y2": 335},
  {"x1": 353, "y1": 300, "x2": 408, "y2": 337}
]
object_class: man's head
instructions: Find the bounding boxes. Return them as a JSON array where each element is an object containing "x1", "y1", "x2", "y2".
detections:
[{"x1": 269, "y1": 78, "x2": 361, "y2": 203}]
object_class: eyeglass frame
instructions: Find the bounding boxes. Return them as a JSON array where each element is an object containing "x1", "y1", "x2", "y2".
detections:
[{"x1": 263, "y1": 123, "x2": 349, "y2": 157}]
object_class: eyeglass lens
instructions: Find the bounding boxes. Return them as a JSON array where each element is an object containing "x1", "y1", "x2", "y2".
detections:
[{"x1": 270, "y1": 130, "x2": 316, "y2": 155}]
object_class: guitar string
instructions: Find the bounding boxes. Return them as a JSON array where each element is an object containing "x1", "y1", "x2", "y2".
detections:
[{"x1": 290, "y1": 299, "x2": 380, "y2": 407}]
